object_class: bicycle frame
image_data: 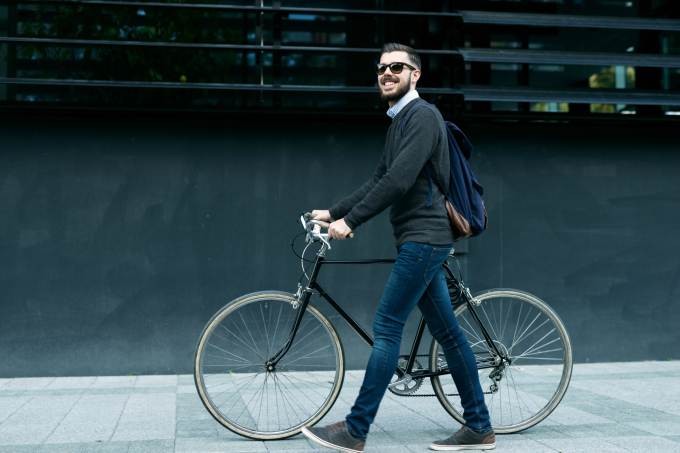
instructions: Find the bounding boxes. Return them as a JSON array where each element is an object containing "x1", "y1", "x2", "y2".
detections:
[{"x1": 267, "y1": 250, "x2": 507, "y2": 381}]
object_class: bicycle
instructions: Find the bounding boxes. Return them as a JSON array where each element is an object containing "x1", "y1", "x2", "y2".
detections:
[{"x1": 193, "y1": 214, "x2": 573, "y2": 440}]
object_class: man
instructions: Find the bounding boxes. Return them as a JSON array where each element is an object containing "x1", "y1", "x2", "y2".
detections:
[{"x1": 301, "y1": 43, "x2": 495, "y2": 452}]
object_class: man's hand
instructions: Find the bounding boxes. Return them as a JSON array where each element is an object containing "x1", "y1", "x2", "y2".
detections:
[
  {"x1": 328, "y1": 218, "x2": 353, "y2": 240},
  {"x1": 311, "y1": 210, "x2": 332, "y2": 222}
]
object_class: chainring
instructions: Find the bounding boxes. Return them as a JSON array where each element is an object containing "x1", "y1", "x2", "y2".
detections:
[{"x1": 388, "y1": 357, "x2": 424, "y2": 396}]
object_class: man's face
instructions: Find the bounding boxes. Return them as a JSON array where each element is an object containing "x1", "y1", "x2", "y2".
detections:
[{"x1": 377, "y1": 51, "x2": 419, "y2": 102}]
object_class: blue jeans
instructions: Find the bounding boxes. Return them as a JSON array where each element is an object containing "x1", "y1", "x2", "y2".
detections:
[{"x1": 345, "y1": 241, "x2": 492, "y2": 439}]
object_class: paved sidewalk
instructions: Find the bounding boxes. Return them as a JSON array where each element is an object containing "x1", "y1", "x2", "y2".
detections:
[{"x1": 1, "y1": 361, "x2": 679, "y2": 452}]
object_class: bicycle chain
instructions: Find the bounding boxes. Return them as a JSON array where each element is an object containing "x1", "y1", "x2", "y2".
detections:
[
  {"x1": 389, "y1": 355, "x2": 482, "y2": 397},
  {"x1": 397, "y1": 390, "x2": 460, "y2": 398},
  {"x1": 397, "y1": 389, "x2": 493, "y2": 398}
]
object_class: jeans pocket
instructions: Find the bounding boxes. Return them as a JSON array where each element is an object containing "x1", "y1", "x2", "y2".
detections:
[
  {"x1": 398, "y1": 241, "x2": 428, "y2": 263},
  {"x1": 432, "y1": 245, "x2": 453, "y2": 259},
  {"x1": 424, "y1": 245, "x2": 452, "y2": 276}
]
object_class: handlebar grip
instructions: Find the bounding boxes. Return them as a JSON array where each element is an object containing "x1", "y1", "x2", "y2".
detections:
[
  {"x1": 304, "y1": 214, "x2": 355, "y2": 239},
  {"x1": 311, "y1": 219, "x2": 331, "y2": 229}
]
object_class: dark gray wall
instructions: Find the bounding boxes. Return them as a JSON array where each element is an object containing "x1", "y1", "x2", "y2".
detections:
[
  {"x1": 0, "y1": 5, "x2": 7, "y2": 102},
  {"x1": 1, "y1": 115, "x2": 678, "y2": 377}
]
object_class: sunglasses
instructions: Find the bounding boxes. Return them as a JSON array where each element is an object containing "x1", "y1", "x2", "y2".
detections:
[{"x1": 376, "y1": 61, "x2": 417, "y2": 76}]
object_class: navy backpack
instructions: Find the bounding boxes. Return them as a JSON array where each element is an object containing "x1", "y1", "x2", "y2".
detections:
[
  {"x1": 404, "y1": 106, "x2": 487, "y2": 240},
  {"x1": 431, "y1": 120, "x2": 488, "y2": 240}
]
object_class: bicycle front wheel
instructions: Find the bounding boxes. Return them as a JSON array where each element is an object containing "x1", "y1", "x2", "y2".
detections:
[
  {"x1": 194, "y1": 291, "x2": 345, "y2": 440},
  {"x1": 430, "y1": 289, "x2": 573, "y2": 433}
]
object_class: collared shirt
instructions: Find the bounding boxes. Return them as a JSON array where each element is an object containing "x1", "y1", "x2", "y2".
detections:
[{"x1": 386, "y1": 89, "x2": 420, "y2": 119}]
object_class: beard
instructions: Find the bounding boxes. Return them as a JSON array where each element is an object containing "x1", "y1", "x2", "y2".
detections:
[{"x1": 379, "y1": 73, "x2": 412, "y2": 102}]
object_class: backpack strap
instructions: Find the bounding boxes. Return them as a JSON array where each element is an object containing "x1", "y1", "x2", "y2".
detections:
[{"x1": 398, "y1": 102, "x2": 448, "y2": 207}]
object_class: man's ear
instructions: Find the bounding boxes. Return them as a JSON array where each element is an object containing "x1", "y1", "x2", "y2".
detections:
[{"x1": 412, "y1": 69, "x2": 421, "y2": 85}]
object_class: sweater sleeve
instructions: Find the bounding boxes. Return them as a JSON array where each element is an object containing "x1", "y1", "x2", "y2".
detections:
[
  {"x1": 329, "y1": 150, "x2": 387, "y2": 221},
  {"x1": 343, "y1": 107, "x2": 439, "y2": 230}
]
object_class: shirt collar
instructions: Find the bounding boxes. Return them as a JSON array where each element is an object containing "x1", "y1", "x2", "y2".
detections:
[{"x1": 386, "y1": 89, "x2": 420, "y2": 119}]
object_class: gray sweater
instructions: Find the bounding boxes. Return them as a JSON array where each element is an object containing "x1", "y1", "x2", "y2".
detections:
[{"x1": 329, "y1": 98, "x2": 455, "y2": 246}]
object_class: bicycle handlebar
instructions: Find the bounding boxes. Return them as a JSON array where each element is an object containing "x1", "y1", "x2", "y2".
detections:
[{"x1": 301, "y1": 212, "x2": 354, "y2": 244}]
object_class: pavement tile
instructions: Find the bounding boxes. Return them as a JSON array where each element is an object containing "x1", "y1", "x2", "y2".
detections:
[
  {"x1": 45, "y1": 376, "x2": 97, "y2": 390},
  {"x1": 376, "y1": 392, "x2": 462, "y2": 431},
  {"x1": 606, "y1": 435, "x2": 680, "y2": 453},
  {"x1": 571, "y1": 371, "x2": 679, "y2": 381},
  {"x1": 572, "y1": 376, "x2": 680, "y2": 417},
  {"x1": 0, "y1": 395, "x2": 80, "y2": 445},
  {"x1": 0, "y1": 446, "x2": 38, "y2": 453},
  {"x1": 546, "y1": 422, "x2": 610, "y2": 438},
  {"x1": 365, "y1": 445, "x2": 414, "y2": 452},
  {"x1": 570, "y1": 361, "x2": 680, "y2": 375},
  {"x1": 91, "y1": 376, "x2": 137, "y2": 389},
  {"x1": 178, "y1": 375, "x2": 194, "y2": 385},
  {"x1": 135, "y1": 375, "x2": 178, "y2": 388},
  {"x1": 627, "y1": 420, "x2": 680, "y2": 436},
  {"x1": 517, "y1": 424, "x2": 573, "y2": 440},
  {"x1": 127, "y1": 439, "x2": 176, "y2": 452},
  {"x1": 2, "y1": 377, "x2": 54, "y2": 391},
  {"x1": 175, "y1": 437, "x2": 266, "y2": 452},
  {"x1": 495, "y1": 437, "x2": 559, "y2": 452},
  {"x1": 539, "y1": 437, "x2": 626, "y2": 452},
  {"x1": 0, "y1": 387, "x2": 176, "y2": 398},
  {"x1": 176, "y1": 417, "x2": 226, "y2": 439},
  {"x1": 566, "y1": 393, "x2": 676, "y2": 423},
  {"x1": 38, "y1": 442, "x2": 124, "y2": 453},
  {"x1": 0, "y1": 396, "x2": 31, "y2": 425},
  {"x1": 45, "y1": 394, "x2": 129, "y2": 444},
  {"x1": 590, "y1": 422, "x2": 656, "y2": 437},
  {"x1": 178, "y1": 385, "x2": 197, "y2": 394},
  {"x1": 263, "y1": 437, "x2": 317, "y2": 450},
  {"x1": 110, "y1": 393, "x2": 176, "y2": 442},
  {"x1": 263, "y1": 450, "x2": 325, "y2": 453}
]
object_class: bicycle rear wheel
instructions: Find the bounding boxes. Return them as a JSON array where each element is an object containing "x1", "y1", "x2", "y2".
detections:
[
  {"x1": 194, "y1": 291, "x2": 344, "y2": 440},
  {"x1": 430, "y1": 289, "x2": 572, "y2": 433}
]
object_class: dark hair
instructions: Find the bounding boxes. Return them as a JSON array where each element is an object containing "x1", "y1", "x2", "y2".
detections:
[{"x1": 380, "y1": 43, "x2": 421, "y2": 70}]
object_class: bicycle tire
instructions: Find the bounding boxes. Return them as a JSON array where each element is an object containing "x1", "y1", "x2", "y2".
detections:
[
  {"x1": 430, "y1": 288, "x2": 573, "y2": 434},
  {"x1": 194, "y1": 291, "x2": 345, "y2": 440}
]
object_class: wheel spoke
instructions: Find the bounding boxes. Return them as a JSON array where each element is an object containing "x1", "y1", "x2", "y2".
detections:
[
  {"x1": 431, "y1": 290, "x2": 572, "y2": 433},
  {"x1": 205, "y1": 342, "x2": 253, "y2": 365},
  {"x1": 460, "y1": 315, "x2": 485, "y2": 344},
  {"x1": 513, "y1": 328, "x2": 558, "y2": 359},
  {"x1": 283, "y1": 344, "x2": 333, "y2": 367},
  {"x1": 195, "y1": 296, "x2": 343, "y2": 439}
]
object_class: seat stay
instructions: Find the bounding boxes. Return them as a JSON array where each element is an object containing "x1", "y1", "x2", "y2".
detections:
[{"x1": 443, "y1": 262, "x2": 506, "y2": 360}]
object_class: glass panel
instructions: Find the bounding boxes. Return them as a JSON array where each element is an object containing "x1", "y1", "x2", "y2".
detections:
[{"x1": 2, "y1": 0, "x2": 678, "y2": 117}]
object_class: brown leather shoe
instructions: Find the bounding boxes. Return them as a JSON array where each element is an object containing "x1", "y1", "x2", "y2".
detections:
[
  {"x1": 429, "y1": 426, "x2": 496, "y2": 451},
  {"x1": 301, "y1": 420, "x2": 365, "y2": 453}
]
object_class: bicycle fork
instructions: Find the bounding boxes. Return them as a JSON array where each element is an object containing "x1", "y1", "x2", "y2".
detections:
[
  {"x1": 265, "y1": 283, "x2": 314, "y2": 371},
  {"x1": 265, "y1": 250, "x2": 327, "y2": 370}
]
